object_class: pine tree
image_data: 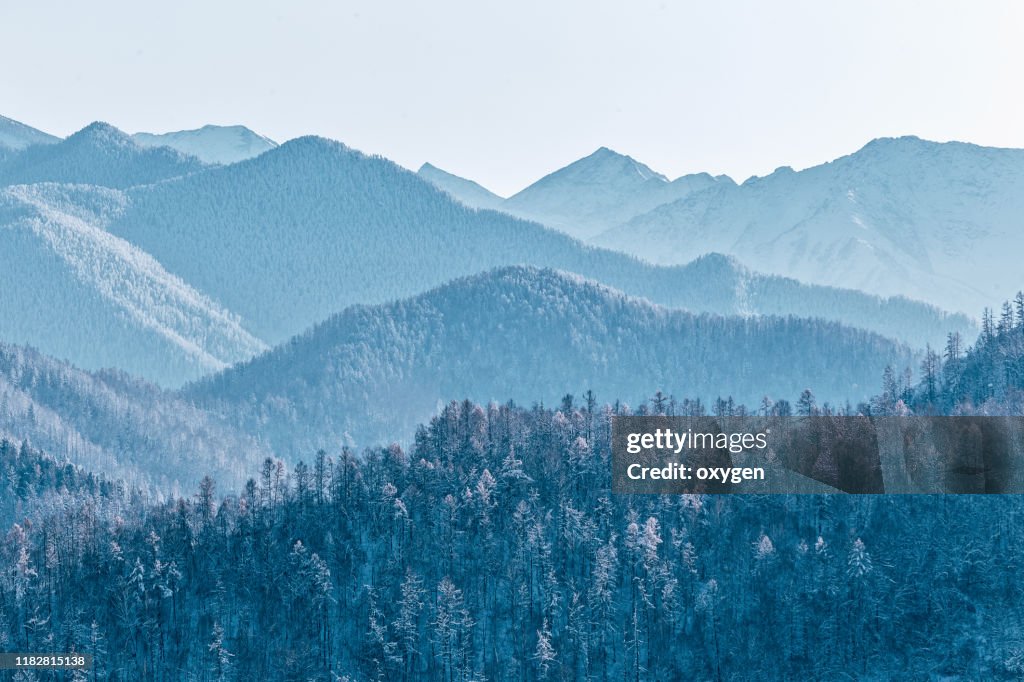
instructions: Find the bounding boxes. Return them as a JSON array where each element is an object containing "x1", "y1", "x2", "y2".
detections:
[
  {"x1": 393, "y1": 570, "x2": 425, "y2": 678},
  {"x1": 534, "y1": 618, "x2": 556, "y2": 680},
  {"x1": 847, "y1": 538, "x2": 873, "y2": 578}
]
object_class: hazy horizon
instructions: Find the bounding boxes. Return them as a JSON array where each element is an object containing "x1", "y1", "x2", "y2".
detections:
[{"x1": 3, "y1": 0, "x2": 1022, "y2": 194}]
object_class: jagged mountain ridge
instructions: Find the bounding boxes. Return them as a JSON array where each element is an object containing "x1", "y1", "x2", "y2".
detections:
[
  {"x1": 186, "y1": 266, "x2": 916, "y2": 453},
  {"x1": 421, "y1": 147, "x2": 727, "y2": 240},
  {"x1": 593, "y1": 136, "x2": 1024, "y2": 315}
]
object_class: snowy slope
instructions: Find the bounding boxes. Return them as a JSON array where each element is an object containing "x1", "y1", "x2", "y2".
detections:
[
  {"x1": 0, "y1": 122, "x2": 206, "y2": 188},
  {"x1": 0, "y1": 184, "x2": 266, "y2": 385},
  {"x1": 594, "y1": 137, "x2": 1024, "y2": 315},
  {"x1": 133, "y1": 124, "x2": 278, "y2": 165},
  {"x1": 0, "y1": 114, "x2": 60, "y2": 150},
  {"x1": 417, "y1": 162, "x2": 504, "y2": 209},
  {"x1": 501, "y1": 147, "x2": 726, "y2": 239}
]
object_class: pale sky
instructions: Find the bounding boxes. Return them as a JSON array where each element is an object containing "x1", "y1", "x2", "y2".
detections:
[{"x1": 2, "y1": 0, "x2": 1022, "y2": 195}]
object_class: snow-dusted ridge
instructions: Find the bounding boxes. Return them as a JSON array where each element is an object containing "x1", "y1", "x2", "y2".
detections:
[
  {"x1": 0, "y1": 184, "x2": 267, "y2": 385},
  {"x1": 593, "y1": 136, "x2": 1024, "y2": 315}
]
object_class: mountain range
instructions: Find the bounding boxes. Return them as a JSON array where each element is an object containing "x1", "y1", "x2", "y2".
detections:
[
  {"x1": 419, "y1": 148, "x2": 729, "y2": 240},
  {"x1": 420, "y1": 137, "x2": 1024, "y2": 316},
  {"x1": 0, "y1": 111, "x2": 1010, "y2": 495},
  {"x1": 0, "y1": 266, "x2": 916, "y2": 483},
  {"x1": 105, "y1": 135, "x2": 967, "y2": 349},
  {"x1": 0, "y1": 122, "x2": 206, "y2": 189},
  {"x1": 186, "y1": 266, "x2": 915, "y2": 454},
  {"x1": 594, "y1": 136, "x2": 1024, "y2": 315},
  {"x1": 0, "y1": 121, "x2": 972, "y2": 386}
]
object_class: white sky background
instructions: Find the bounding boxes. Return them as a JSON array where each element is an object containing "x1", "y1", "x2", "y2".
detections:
[{"x1": 1, "y1": 0, "x2": 1022, "y2": 195}]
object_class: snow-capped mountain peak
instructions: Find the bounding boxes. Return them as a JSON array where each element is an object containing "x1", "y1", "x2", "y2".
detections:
[
  {"x1": 499, "y1": 147, "x2": 708, "y2": 239},
  {"x1": 548, "y1": 146, "x2": 669, "y2": 185},
  {"x1": 594, "y1": 136, "x2": 1024, "y2": 315}
]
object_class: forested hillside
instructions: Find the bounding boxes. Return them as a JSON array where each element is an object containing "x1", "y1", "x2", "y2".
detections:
[
  {"x1": 0, "y1": 122, "x2": 206, "y2": 189},
  {"x1": 875, "y1": 292, "x2": 1024, "y2": 416},
  {"x1": 0, "y1": 343, "x2": 271, "y2": 490},
  {"x1": 4, "y1": 398, "x2": 1024, "y2": 681},
  {"x1": 106, "y1": 136, "x2": 969, "y2": 348},
  {"x1": 0, "y1": 438, "x2": 139, "y2": 529},
  {"x1": 187, "y1": 266, "x2": 915, "y2": 454},
  {"x1": 0, "y1": 184, "x2": 267, "y2": 385}
]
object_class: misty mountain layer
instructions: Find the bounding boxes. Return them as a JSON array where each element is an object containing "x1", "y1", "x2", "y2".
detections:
[
  {"x1": 592, "y1": 137, "x2": 1024, "y2": 315},
  {"x1": 133, "y1": 124, "x2": 278, "y2": 165},
  {"x1": 187, "y1": 266, "x2": 914, "y2": 454},
  {"x1": 0, "y1": 122, "x2": 206, "y2": 189},
  {"x1": 107, "y1": 136, "x2": 967, "y2": 349},
  {"x1": 0, "y1": 183, "x2": 267, "y2": 385},
  {"x1": 0, "y1": 343, "x2": 271, "y2": 490}
]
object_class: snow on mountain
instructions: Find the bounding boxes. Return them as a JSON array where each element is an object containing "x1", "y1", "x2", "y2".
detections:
[
  {"x1": 501, "y1": 147, "x2": 727, "y2": 240},
  {"x1": 133, "y1": 124, "x2": 278, "y2": 165},
  {"x1": 0, "y1": 121, "x2": 207, "y2": 188},
  {"x1": 104, "y1": 136, "x2": 968, "y2": 348},
  {"x1": 417, "y1": 162, "x2": 504, "y2": 210},
  {"x1": 0, "y1": 183, "x2": 267, "y2": 386},
  {"x1": 593, "y1": 136, "x2": 1024, "y2": 315},
  {"x1": 187, "y1": 266, "x2": 915, "y2": 452},
  {"x1": 0, "y1": 114, "x2": 60, "y2": 150}
]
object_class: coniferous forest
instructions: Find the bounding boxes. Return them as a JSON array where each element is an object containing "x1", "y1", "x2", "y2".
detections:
[
  {"x1": 3, "y1": 296, "x2": 1024, "y2": 681},
  {"x1": 2, "y1": 84, "x2": 1024, "y2": 675},
  {"x1": 5, "y1": 5, "x2": 1024, "y2": 679}
]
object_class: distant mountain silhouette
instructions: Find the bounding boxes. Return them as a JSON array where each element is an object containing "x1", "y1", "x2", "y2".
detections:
[
  {"x1": 133, "y1": 124, "x2": 277, "y2": 164},
  {"x1": 0, "y1": 121, "x2": 206, "y2": 188},
  {"x1": 0, "y1": 114, "x2": 60, "y2": 150},
  {"x1": 594, "y1": 137, "x2": 1024, "y2": 315},
  {"x1": 418, "y1": 162, "x2": 504, "y2": 210}
]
